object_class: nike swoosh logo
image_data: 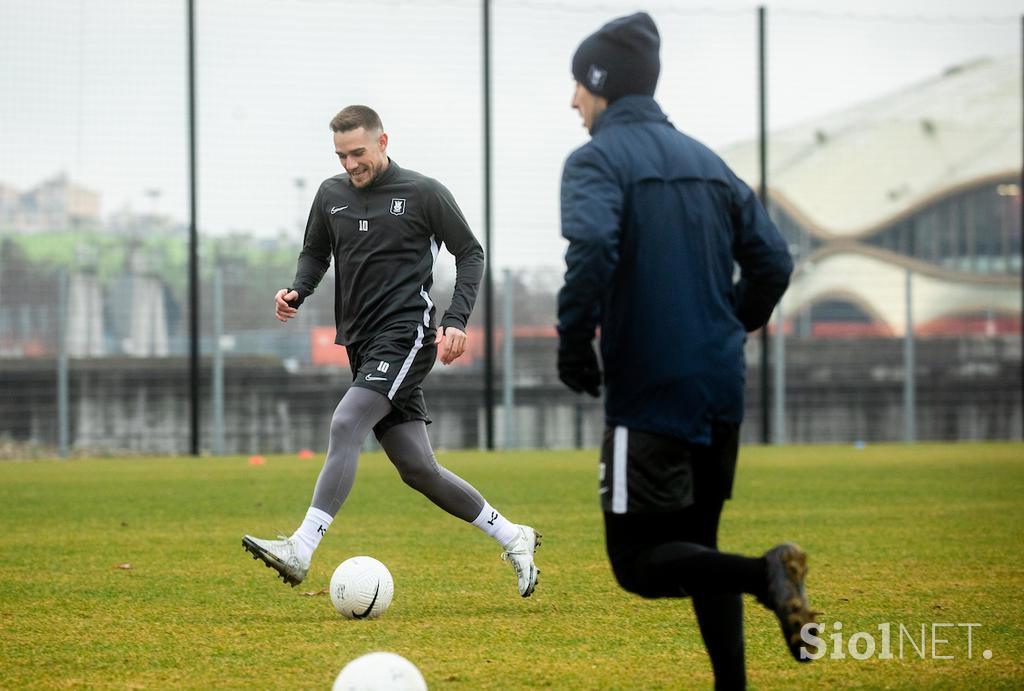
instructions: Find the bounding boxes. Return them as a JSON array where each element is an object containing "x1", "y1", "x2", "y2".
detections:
[
  {"x1": 364, "y1": 374, "x2": 388, "y2": 382},
  {"x1": 330, "y1": 206, "x2": 348, "y2": 214},
  {"x1": 352, "y1": 582, "x2": 380, "y2": 619}
]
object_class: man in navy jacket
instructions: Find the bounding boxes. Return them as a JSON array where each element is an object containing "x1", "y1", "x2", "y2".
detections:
[{"x1": 557, "y1": 12, "x2": 816, "y2": 688}]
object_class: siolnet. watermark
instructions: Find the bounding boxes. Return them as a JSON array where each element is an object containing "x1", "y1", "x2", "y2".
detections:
[{"x1": 798, "y1": 621, "x2": 993, "y2": 661}]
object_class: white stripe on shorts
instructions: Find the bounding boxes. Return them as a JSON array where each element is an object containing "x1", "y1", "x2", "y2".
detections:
[
  {"x1": 388, "y1": 323, "x2": 425, "y2": 400},
  {"x1": 612, "y1": 425, "x2": 629, "y2": 514},
  {"x1": 387, "y1": 278, "x2": 435, "y2": 400}
]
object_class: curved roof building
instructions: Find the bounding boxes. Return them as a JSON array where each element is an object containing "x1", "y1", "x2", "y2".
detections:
[{"x1": 722, "y1": 55, "x2": 1021, "y2": 336}]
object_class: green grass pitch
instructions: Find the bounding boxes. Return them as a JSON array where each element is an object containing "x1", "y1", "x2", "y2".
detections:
[{"x1": 1, "y1": 443, "x2": 1022, "y2": 689}]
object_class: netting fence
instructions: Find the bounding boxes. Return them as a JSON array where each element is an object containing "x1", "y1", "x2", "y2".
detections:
[{"x1": 0, "y1": 1, "x2": 1020, "y2": 456}]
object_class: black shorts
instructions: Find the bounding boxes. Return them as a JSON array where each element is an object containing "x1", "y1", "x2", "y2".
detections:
[
  {"x1": 347, "y1": 321, "x2": 436, "y2": 440},
  {"x1": 599, "y1": 423, "x2": 739, "y2": 514}
]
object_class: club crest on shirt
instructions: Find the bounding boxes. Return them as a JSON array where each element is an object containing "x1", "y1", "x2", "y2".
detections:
[{"x1": 390, "y1": 198, "x2": 406, "y2": 216}]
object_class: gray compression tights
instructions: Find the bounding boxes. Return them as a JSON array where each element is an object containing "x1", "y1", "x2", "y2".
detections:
[
  {"x1": 379, "y1": 420, "x2": 486, "y2": 522},
  {"x1": 310, "y1": 387, "x2": 485, "y2": 522},
  {"x1": 311, "y1": 387, "x2": 392, "y2": 516}
]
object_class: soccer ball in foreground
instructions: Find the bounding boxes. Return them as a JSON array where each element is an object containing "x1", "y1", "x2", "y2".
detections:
[
  {"x1": 330, "y1": 556, "x2": 394, "y2": 620},
  {"x1": 332, "y1": 651, "x2": 427, "y2": 691}
]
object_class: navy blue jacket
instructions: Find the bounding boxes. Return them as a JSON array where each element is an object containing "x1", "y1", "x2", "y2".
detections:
[{"x1": 558, "y1": 95, "x2": 792, "y2": 445}]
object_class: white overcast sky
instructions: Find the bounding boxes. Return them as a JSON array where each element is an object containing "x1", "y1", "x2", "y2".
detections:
[{"x1": 1, "y1": 0, "x2": 1021, "y2": 271}]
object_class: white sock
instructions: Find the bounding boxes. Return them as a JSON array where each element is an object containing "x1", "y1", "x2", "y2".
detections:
[
  {"x1": 471, "y1": 501, "x2": 520, "y2": 547},
  {"x1": 291, "y1": 507, "x2": 333, "y2": 561}
]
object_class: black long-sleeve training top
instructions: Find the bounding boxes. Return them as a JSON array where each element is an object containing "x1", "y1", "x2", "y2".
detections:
[{"x1": 289, "y1": 159, "x2": 484, "y2": 345}]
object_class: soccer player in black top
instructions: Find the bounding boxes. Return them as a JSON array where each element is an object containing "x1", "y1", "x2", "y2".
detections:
[{"x1": 243, "y1": 105, "x2": 540, "y2": 598}]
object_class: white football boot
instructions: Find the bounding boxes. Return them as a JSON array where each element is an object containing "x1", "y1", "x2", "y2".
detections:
[
  {"x1": 242, "y1": 534, "x2": 309, "y2": 587},
  {"x1": 501, "y1": 525, "x2": 541, "y2": 597}
]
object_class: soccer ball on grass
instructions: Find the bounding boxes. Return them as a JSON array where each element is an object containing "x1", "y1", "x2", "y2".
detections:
[
  {"x1": 330, "y1": 556, "x2": 394, "y2": 620},
  {"x1": 332, "y1": 651, "x2": 427, "y2": 691}
]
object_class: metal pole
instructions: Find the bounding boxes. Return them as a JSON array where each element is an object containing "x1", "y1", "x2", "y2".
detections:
[
  {"x1": 212, "y1": 268, "x2": 224, "y2": 455},
  {"x1": 57, "y1": 267, "x2": 69, "y2": 458},
  {"x1": 757, "y1": 5, "x2": 770, "y2": 444},
  {"x1": 502, "y1": 268, "x2": 515, "y2": 448},
  {"x1": 772, "y1": 299, "x2": 786, "y2": 444},
  {"x1": 482, "y1": 0, "x2": 495, "y2": 450},
  {"x1": 574, "y1": 402, "x2": 583, "y2": 449},
  {"x1": 904, "y1": 268, "x2": 916, "y2": 443},
  {"x1": 187, "y1": 0, "x2": 200, "y2": 455}
]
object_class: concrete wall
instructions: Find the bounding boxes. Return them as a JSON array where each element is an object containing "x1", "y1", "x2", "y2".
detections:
[{"x1": 0, "y1": 336, "x2": 1019, "y2": 454}]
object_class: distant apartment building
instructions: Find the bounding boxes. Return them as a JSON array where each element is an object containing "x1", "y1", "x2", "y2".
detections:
[{"x1": 0, "y1": 173, "x2": 101, "y2": 233}]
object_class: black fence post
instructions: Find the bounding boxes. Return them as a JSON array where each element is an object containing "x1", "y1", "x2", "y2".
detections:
[
  {"x1": 758, "y1": 5, "x2": 771, "y2": 444},
  {"x1": 482, "y1": 0, "x2": 495, "y2": 450},
  {"x1": 187, "y1": 0, "x2": 200, "y2": 455}
]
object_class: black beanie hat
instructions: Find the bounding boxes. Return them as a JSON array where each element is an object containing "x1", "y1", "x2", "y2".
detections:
[{"x1": 571, "y1": 12, "x2": 660, "y2": 102}]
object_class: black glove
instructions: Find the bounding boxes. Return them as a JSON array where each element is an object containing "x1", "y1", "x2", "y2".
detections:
[{"x1": 558, "y1": 339, "x2": 601, "y2": 398}]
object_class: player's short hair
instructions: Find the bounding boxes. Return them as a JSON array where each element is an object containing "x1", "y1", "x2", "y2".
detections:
[{"x1": 329, "y1": 105, "x2": 383, "y2": 134}]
